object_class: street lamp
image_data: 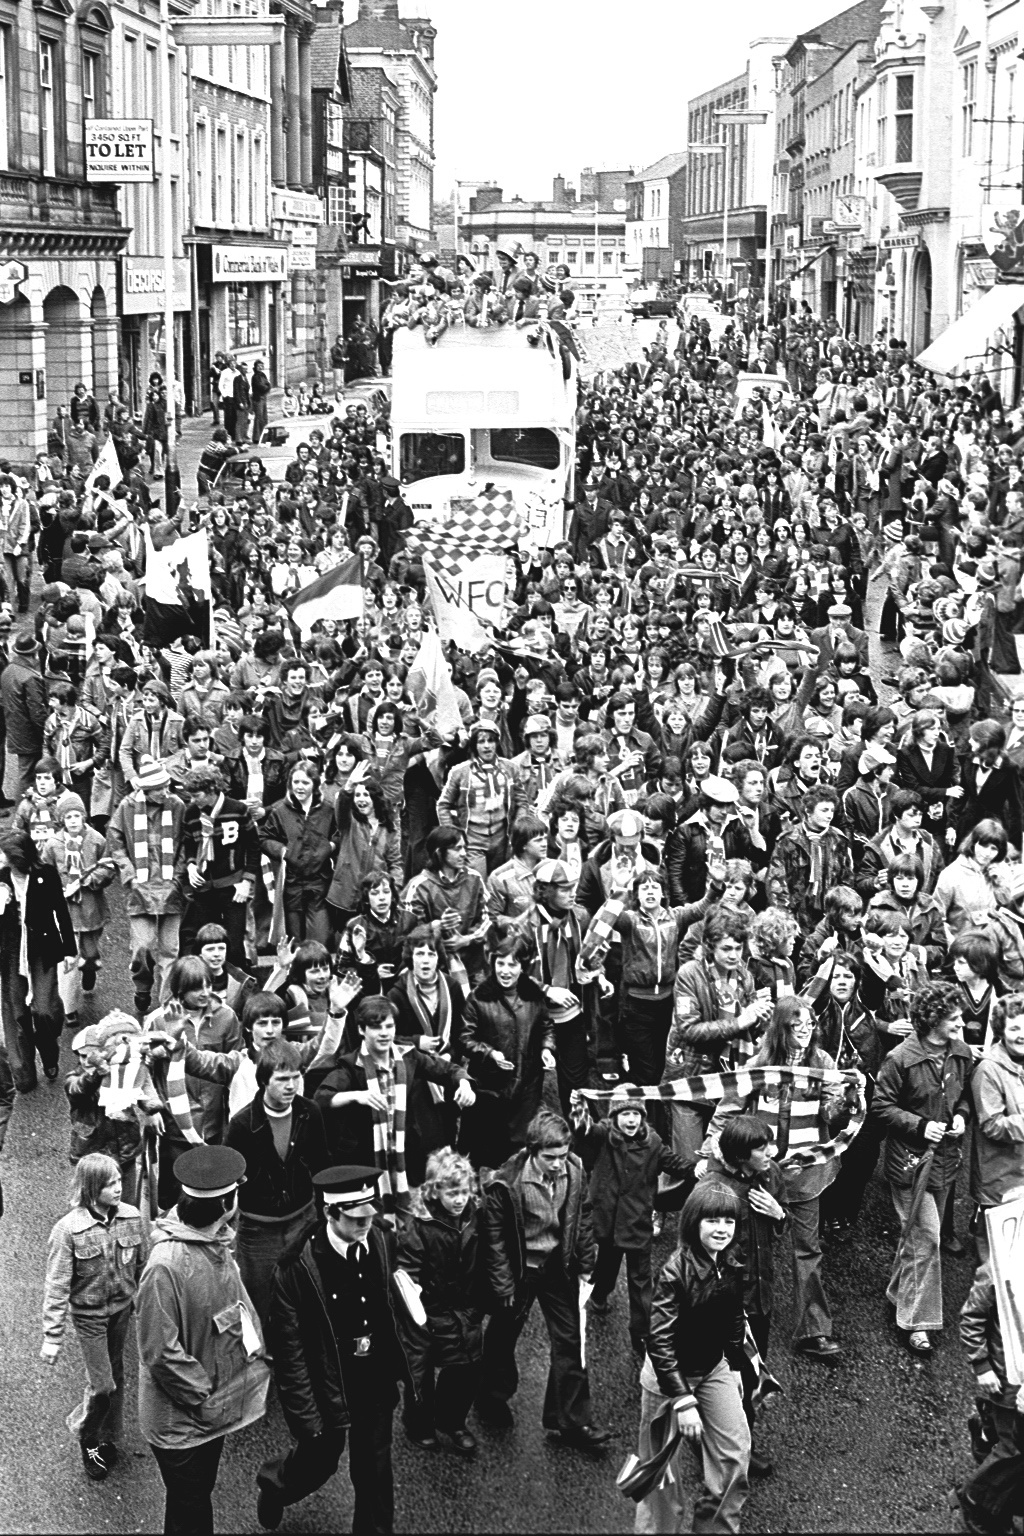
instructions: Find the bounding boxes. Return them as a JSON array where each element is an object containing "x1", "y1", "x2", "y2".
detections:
[{"x1": 714, "y1": 108, "x2": 768, "y2": 307}]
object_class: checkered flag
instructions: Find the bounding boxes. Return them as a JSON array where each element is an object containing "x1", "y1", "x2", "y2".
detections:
[
  {"x1": 415, "y1": 526, "x2": 503, "y2": 581},
  {"x1": 448, "y1": 488, "x2": 522, "y2": 544}
]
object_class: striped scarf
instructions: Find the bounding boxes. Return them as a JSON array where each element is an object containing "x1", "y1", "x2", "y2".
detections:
[
  {"x1": 146, "y1": 1049, "x2": 203, "y2": 1144},
  {"x1": 197, "y1": 793, "x2": 225, "y2": 873},
  {"x1": 404, "y1": 969, "x2": 453, "y2": 1105},
  {"x1": 360, "y1": 1045, "x2": 408, "y2": 1219},
  {"x1": 63, "y1": 834, "x2": 84, "y2": 885},
  {"x1": 133, "y1": 792, "x2": 175, "y2": 883},
  {"x1": 55, "y1": 711, "x2": 81, "y2": 786},
  {"x1": 579, "y1": 1065, "x2": 865, "y2": 1173}
]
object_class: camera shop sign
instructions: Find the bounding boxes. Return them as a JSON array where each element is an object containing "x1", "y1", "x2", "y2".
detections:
[{"x1": 84, "y1": 119, "x2": 154, "y2": 182}]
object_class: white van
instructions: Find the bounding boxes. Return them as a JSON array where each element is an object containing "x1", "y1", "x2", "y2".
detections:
[{"x1": 389, "y1": 323, "x2": 577, "y2": 531}]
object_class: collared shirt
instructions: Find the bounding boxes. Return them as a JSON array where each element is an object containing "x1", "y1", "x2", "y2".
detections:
[
  {"x1": 326, "y1": 1224, "x2": 369, "y2": 1262},
  {"x1": 521, "y1": 1157, "x2": 566, "y2": 1267}
]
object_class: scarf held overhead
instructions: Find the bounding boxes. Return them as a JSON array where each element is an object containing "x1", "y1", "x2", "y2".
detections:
[{"x1": 580, "y1": 1065, "x2": 865, "y2": 1172}]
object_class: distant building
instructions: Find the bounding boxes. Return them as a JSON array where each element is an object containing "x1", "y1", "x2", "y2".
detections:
[
  {"x1": 458, "y1": 171, "x2": 633, "y2": 297},
  {"x1": 624, "y1": 152, "x2": 688, "y2": 280},
  {"x1": 344, "y1": 0, "x2": 436, "y2": 257}
]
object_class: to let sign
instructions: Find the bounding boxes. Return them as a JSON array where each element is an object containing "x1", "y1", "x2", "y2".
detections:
[
  {"x1": 0, "y1": 259, "x2": 26, "y2": 304},
  {"x1": 84, "y1": 120, "x2": 155, "y2": 182}
]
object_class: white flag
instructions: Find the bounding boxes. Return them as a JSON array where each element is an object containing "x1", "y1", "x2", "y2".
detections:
[
  {"x1": 407, "y1": 629, "x2": 463, "y2": 740},
  {"x1": 86, "y1": 434, "x2": 122, "y2": 492},
  {"x1": 423, "y1": 558, "x2": 492, "y2": 653}
]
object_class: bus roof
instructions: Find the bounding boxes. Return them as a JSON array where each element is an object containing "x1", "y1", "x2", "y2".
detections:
[{"x1": 390, "y1": 323, "x2": 574, "y2": 429}]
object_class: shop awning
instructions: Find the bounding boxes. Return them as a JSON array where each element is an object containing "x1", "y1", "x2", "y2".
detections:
[{"x1": 917, "y1": 282, "x2": 1024, "y2": 375}]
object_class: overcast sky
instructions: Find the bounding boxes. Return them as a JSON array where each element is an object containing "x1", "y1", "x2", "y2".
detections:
[{"x1": 338, "y1": 0, "x2": 838, "y2": 201}]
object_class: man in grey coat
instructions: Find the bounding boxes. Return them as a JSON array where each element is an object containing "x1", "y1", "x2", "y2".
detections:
[{"x1": 0, "y1": 632, "x2": 48, "y2": 800}]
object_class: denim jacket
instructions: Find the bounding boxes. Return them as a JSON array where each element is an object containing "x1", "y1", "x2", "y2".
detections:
[{"x1": 42, "y1": 1203, "x2": 144, "y2": 1347}]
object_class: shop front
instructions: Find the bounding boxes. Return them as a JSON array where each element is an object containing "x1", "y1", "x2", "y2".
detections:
[
  {"x1": 192, "y1": 240, "x2": 289, "y2": 391},
  {"x1": 118, "y1": 256, "x2": 192, "y2": 417}
]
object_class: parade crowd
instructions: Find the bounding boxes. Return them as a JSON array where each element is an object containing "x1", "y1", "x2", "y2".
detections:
[{"x1": 0, "y1": 259, "x2": 1022, "y2": 1536}]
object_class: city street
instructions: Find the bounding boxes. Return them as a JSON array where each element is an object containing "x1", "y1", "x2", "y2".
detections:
[{"x1": 0, "y1": 309, "x2": 982, "y2": 1535}]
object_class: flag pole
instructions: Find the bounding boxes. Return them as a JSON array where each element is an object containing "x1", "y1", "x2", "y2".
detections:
[{"x1": 160, "y1": 0, "x2": 179, "y2": 525}]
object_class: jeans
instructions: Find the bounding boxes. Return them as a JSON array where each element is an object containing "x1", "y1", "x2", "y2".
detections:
[
  {"x1": 887, "y1": 1181, "x2": 949, "y2": 1331},
  {"x1": 593, "y1": 1240, "x2": 653, "y2": 1349},
  {"x1": 180, "y1": 889, "x2": 248, "y2": 969},
  {"x1": 622, "y1": 994, "x2": 673, "y2": 1086},
  {"x1": 151, "y1": 1435, "x2": 225, "y2": 1536},
  {"x1": 635, "y1": 1354, "x2": 750, "y2": 1535},
  {"x1": 283, "y1": 884, "x2": 331, "y2": 946},
  {"x1": 67, "y1": 1305, "x2": 132, "y2": 1445},
  {"x1": 962, "y1": 1402, "x2": 1024, "y2": 1524},
  {"x1": 787, "y1": 1191, "x2": 833, "y2": 1343},
  {"x1": 129, "y1": 913, "x2": 181, "y2": 1008},
  {"x1": 0, "y1": 952, "x2": 63, "y2": 1091},
  {"x1": 236, "y1": 1204, "x2": 314, "y2": 1331},
  {"x1": 4, "y1": 552, "x2": 28, "y2": 608},
  {"x1": 480, "y1": 1251, "x2": 594, "y2": 1433},
  {"x1": 403, "y1": 1360, "x2": 481, "y2": 1437},
  {"x1": 672, "y1": 1100, "x2": 714, "y2": 1160},
  {"x1": 258, "y1": 1358, "x2": 395, "y2": 1534},
  {"x1": 466, "y1": 839, "x2": 508, "y2": 878}
]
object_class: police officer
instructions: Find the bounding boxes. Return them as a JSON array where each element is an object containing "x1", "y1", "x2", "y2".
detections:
[{"x1": 256, "y1": 1165, "x2": 408, "y2": 1534}]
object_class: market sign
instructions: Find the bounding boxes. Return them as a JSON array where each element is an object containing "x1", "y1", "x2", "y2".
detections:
[
  {"x1": 84, "y1": 119, "x2": 154, "y2": 182},
  {"x1": 0, "y1": 259, "x2": 26, "y2": 304},
  {"x1": 211, "y1": 245, "x2": 289, "y2": 282},
  {"x1": 882, "y1": 233, "x2": 921, "y2": 250}
]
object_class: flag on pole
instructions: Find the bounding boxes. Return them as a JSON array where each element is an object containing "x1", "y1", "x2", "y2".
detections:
[
  {"x1": 407, "y1": 629, "x2": 463, "y2": 739},
  {"x1": 417, "y1": 534, "x2": 507, "y2": 630},
  {"x1": 423, "y1": 558, "x2": 493, "y2": 653},
  {"x1": 762, "y1": 401, "x2": 781, "y2": 453},
  {"x1": 142, "y1": 529, "x2": 212, "y2": 647},
  {"x1": 285, "y1": 552, "x2": 363, "y2": 639},
  {"x1": 86, "y1": 435, "x2": 122, "y2": 492}
]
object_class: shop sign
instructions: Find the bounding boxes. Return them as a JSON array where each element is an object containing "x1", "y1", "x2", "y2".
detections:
[
  {"x1": 271, "y1": 188, "x2": 322, "y2": 225},
  {"x1": 84, "y1": 119, "x2": 154, "y2": 182},
  {"x1": 121, "y1": 256, "x2": 190, "y2": 314},
  {"x1": 882, "y1": 233, "x2": 921, "y2": 250},
  {"x1": 0, "y1": 259, "x2": 26, "y2": 304},
  {"x1": 211, "y1": 245, "x2": 289, "y2": 282},
  {"x1": 350, "y1": 267, "x2": 379, "y2": 279},
  {"x1": 337, "y1": 249, "x2": 381, "y2": 269},
  {"x1": 288, "y1": 246, "x2": 316, "y2": 271}
]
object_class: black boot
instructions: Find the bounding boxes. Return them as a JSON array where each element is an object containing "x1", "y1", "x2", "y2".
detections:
[{"x1": 16, "y1": 582, "x2": 29, "y2": 614}]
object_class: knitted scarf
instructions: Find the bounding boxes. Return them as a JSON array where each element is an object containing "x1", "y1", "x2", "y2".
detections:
[
  {"x1": 148, "y1": 1050, "x2": 204, "y2": 1144},
  {"x1": 63, "y1": 833, "x2": 84, "y2": 886},
  {"x1": 197, "y1": 793, "x2": 225, "y2": 873},
  {"x1": 579, "y1": 1065, "x2": 865, "y2": 1173},
  {"x1": 360, "y1": 1044, "x2": 408, "y2": 1218},
  {"x1": 404, "y1": 969, "x2": 452, "y2": 1105},
  {"x1": 134, "y1": 792, "x2": 175, "y2": 883},
  {"x1": 55, "y1": 711, "x2": 81, "y2": 786}
]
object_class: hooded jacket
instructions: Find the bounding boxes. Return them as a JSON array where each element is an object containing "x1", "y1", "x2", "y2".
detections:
[
  {"x1": 574, "y1": 1111, "x2": 692, "y2": 1248},
  {"x1": 136, "y1": 1211, "x2": 270, "y2": 1449}
]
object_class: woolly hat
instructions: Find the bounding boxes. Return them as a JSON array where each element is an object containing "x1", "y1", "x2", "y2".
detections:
[
  {"x1": 94, "y1": 1012, "x2": 142, "y2": 1048},
  {"x1": 475, "y1": 668, "x2": 500, "y2": 692},
  {"x1": 136, "y1": 754, "x2": 171, "y2": 791},
  {"x1": 71, "y1": 1023, "x2": 101, "y2": 1052},
  {"x1": 942, "y1": 617, "x2": 969, "y2": 645},
  {"x1": 859, "y1": 743, "x2": 896, "y2": 776},
  {"x1": 609, "y1": 1082, "x2": 647, "y2": 1122},
  {"x1": 882, "y1": 523, "x2": 904, "y2": 545},
  {"x1": 55, "y1": 791, "x2": 86, "y2": 822}
]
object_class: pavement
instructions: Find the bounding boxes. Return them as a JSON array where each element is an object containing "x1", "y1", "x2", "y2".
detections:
[{"x1": 0, "y1": 317, "x2": 981, "y2": 1534}]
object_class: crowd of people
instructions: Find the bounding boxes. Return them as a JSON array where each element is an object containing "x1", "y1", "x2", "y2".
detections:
[{"x1": 0, "y1": 269, "x2": 1022, "y2": 1536}]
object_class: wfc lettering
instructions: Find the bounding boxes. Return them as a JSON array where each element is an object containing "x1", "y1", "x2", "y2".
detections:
[{"x1": 434, "y1": 571, "x2": 505, "y2": 615}]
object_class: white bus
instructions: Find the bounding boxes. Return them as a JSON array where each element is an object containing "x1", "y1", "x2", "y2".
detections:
[{"x1": 390, "y1": 322, "x2": 577, "y2": 535}]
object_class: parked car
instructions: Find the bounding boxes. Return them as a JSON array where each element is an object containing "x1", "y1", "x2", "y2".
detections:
[{"x1": 629, "y1": 287, "x2": 680, "y2": 318}]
